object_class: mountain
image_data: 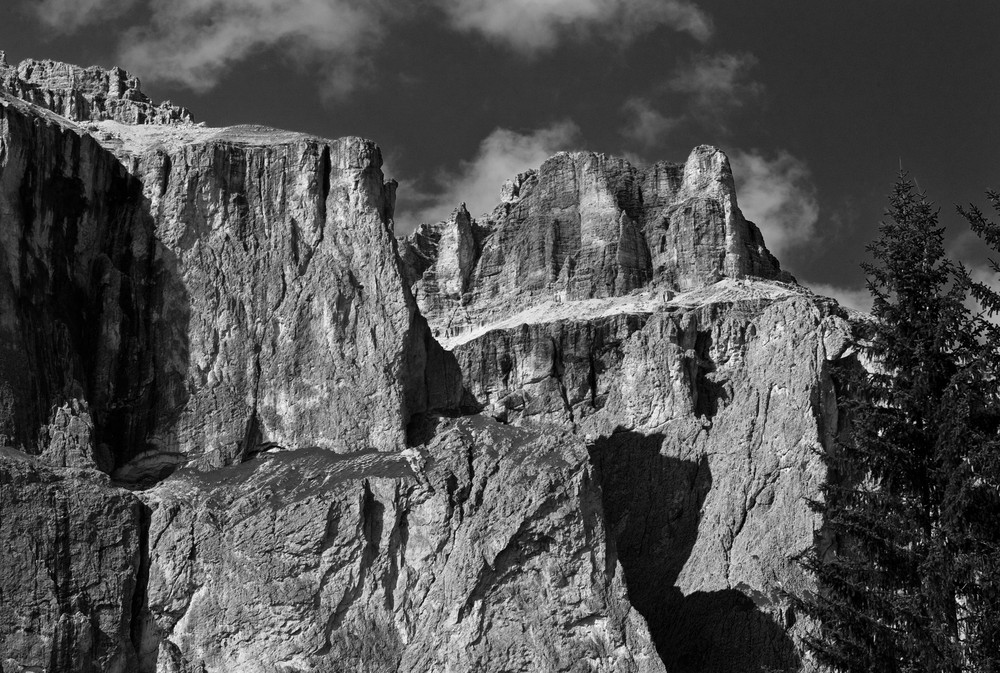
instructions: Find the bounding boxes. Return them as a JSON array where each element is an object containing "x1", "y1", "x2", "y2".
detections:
[{"x1": 0, "y1": 56, "x2": 857, "y2": 673}]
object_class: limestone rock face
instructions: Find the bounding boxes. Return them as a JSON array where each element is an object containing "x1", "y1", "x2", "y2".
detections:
[
  {"x1": 0, "y1": 450, "x2": 143, "y2": 673},
  {"x1": 0, "y1": 93, "x2": 159, "y2": 458},
  {"x1": 38, "y1": 400, "x2": 113, "y2": 472},
  {"x1": 136, "y1": 416, "x2": 663, "y2": 673},
  {"x1": 0, "y1": 54, "x2": 860, "y2": 673},
  {"x1": 451, "y1": 278, "x2": 853, "y2": 669},
  {"x1": 0, "y1": 78, "x2": 463, "y2": 473},
  {"x1": 0, "y1": 55, "x2": 192, "y2": 125},
  {"x1": 116, "y1": 130, "x2": 462, "y2": 464},
  {"x1": 399, "y1": 147, "x2": 791, "y2": 343}
]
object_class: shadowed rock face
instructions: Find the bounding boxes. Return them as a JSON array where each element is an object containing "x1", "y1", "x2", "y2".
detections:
[
  {"x1": 0, "y1": 93, "x2": 162, "y2": 460},
  {"x1": 0, "y1": 66, "x2": 464, "y2": 473},
  {"x1": 0, "y1": 55, "x2": 859, "y2": 673},
  {"x1": 454, "y1": 285, "x2": 852, "y2": 671}
]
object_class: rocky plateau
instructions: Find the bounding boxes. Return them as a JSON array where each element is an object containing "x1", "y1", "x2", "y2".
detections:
[{"x1": 0, "y1": 56, "x2": 857, "y2": 673}]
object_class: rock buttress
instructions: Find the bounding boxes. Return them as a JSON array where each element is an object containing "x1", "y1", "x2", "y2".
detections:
[
  {"x1": 134, "y1": 416, "x2": 664, "y2": 673},
  {"x1": 0, "y1": 450, "x2": 143, "y2": 673}
]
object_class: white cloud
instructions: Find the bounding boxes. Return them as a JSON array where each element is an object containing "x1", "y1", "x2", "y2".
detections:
[
  {"x1": 730, "y1": 149, "x2": 820, "y2": 261},
  {"x1": 116, "y1": 0, "x2": 386, "y2": 97},
  {"x1": 28, "y1": 0, "x2": 713, "y2": 97},
  {"x1": 620, "y1": 97, "x2": 678, "y2": 149},
  {"x1": 30, "y1": 0, "x2": 138, "y2": 31},
  {"x1": 396, "y1": 120, "x2": 581, "y2": 233},
  {"x1": 669, "y1": 51, "x2": 762, "y2": 113},
  {"x1": 437, "y1": 0, "x2": 712, "y2": 54},
  {"x1": 806, "y1": 282, "x2": 873, "y2": 314},
  {"x1": 618, "y1": 51, "x2": 761, "y2": 151}
]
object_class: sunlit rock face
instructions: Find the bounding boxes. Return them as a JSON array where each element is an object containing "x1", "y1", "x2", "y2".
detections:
[
  {"x1": 399, "y1": 146, "x2": 790, "y2": 344},
  {"x1": 111, "y1": 129, "x2": 464, "y2": 465},
  {"x1": 0, "y1": 55, "x2": 859, "y2": 673},
  {"x1": 0, "y1": 61, "x2": 463, "y2": 476},
  {"x1": 0, "y1": 53, "x2": 192, "y2": 125},
  {"x1": 445, "y1": 278, "x2": 853, "y2": 669},
  {"x1": 135, "y1": 416, "x2": 664, "y2": 673}
]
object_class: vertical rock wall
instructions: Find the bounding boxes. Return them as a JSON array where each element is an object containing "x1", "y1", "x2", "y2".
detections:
[
  {"x1": 0, "y1": 93, "x2": 158, "y2": 458},
  {"x1": 1, "y1": 73, "x2": 464, "y2": 472},
  {"x1": 135, "y1": 417, "x2": 664, "y2": 673},
  {"x1": 123, "y1": 132, "x2": 462, "y2": 464}
]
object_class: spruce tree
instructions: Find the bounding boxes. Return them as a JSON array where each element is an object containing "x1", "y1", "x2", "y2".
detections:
[{"x1": 799, "y1": 176, "x2": 1000, "y2": 672}]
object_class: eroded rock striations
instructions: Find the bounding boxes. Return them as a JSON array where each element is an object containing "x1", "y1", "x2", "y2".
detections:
[
  {"x1": 0, "y1": 449, "x2": 143, "y2": 673},
  {"x1": 0, "y1": 51, "x2": 192, "y2": 125},
  {"x1": 0, "y1": 58, "x2": 463, "y2": 476},
  {"x1": 398, "y1": 148, "x2": 791, "y2": 344},
  {"x1": 136, "y1": 416, "x2": 662, "y2": 672},
  {"x1": 0, "y1": 54, "x2": 858, "y2": 673}
]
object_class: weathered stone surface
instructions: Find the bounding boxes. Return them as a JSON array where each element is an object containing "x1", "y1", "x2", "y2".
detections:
[
  {"x1": 0, "y1": 55, "x2": 192, "y2": 125},
  {"x1": 1, "y1": 74, "x2": 464, "y2": 473},
  {"x1": 0, "y1": 53, "x2": 865, "y2": 673},
  {"x1": 135, "y1": 415, "x2": 662, "y2": 673},
  {"x1": 451, "y1": 278, "x2": 853, "y2": 669},
  {"x1": 38, "y1": 399, "x2": 113, "y2": 472},
  {"x1": 399, "y1": 147, "x2": 791, "y2": 343},
  {"x1": 0, "y1": 449, "x2": 143, "y2": 673},
  {"x1": 0, "y1": 92, "x2": 159, "y2": 459},
  {"x1": 116, "y1": 129, "x2": 463, "y2": 464}
]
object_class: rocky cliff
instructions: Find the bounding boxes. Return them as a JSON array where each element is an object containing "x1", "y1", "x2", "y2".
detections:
[
  {"x1": 398, "y1": 148, "x2": 791, "y2": 344},
  {"x1": 0, "y1": 56, "x2": 856, "y2": 673},
  {"x1": 0, "y1": 51, "x2": 192, "y2": 125},
  {"x1": 0, "y1": 60, "x2": 463, "y2": 478}
]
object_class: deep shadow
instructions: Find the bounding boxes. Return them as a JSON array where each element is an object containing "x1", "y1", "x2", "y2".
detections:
[
  {"x1": 82, "y1": 154, "x2": 192, "y2": 472},
  {"x1": 589, "y1": 428, "x2": 800, "y2": 673},
  {"x1": 0, "y1": 115, "x2": 192, "y2": 468},
  {"x1": 691, "y1": 330, "x2": 727, "y2": 420}
]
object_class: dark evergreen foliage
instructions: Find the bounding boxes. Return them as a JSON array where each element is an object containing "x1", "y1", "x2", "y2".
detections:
[{"x1": 798, "y1": 176, "x2": 1000, "y2": 672}]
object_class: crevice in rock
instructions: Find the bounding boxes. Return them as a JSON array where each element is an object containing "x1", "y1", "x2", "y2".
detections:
[
  {"x1": 587, "y1": 350, "x2": 600, "y2": 409},
  {"x1": 130, "y1": 501, "x2": 152, "y2": 671},
  {"x1": 549, "y1": 337, "x2": 575, "y2": 426},
  {"x1": 319, "y1": 145, "x2": 331, "y2": 223},
  {"x1": 690, "y1": 330, "x2": 726, "y2": 420}
]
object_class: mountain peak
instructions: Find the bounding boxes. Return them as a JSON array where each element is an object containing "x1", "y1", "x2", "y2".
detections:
[
  {"x1": 0, "y1": 55, "x2": 193, "y2": 125},
  {"x1": 400, "y1": 145, "x2": 792, "y2": 345}
]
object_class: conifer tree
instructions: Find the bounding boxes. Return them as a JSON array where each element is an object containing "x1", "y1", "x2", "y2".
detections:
[{"x1": 799, "y1": 176, "x2": 1000, "y2": 672}]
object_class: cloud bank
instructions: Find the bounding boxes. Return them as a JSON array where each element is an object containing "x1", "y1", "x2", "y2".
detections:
[
  {"x1": 669, "y1": 51, "x2": 762, "y2": 114},
  {"x1": 620, "y1": 97, "x2": 679, "y2": 148},
  {"x1": 618, "y1": 51, "x2": 763, "y2": 151},
  {"x1": 30, "y1": 0, "x2": 138, "y2": 32},
  {"x1": 27, "y1": 0, "x2": 714, "y2": 96},
  {"x1": 117, "y1": 0, "x2": 385, "y2": 97},
  {"x1": 397, "y1": 121, "x2": 581, "y2": 233},
  {"x1": 437, "y1": 0, "x2": 713, "y2": 53},
  {"x1": 730, "y1": 149, "x2": 820, "y2": 261}
]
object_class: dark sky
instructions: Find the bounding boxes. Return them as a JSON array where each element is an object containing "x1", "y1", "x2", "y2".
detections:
[{"x1": 3, "y1": 0, "x2": 999, "y2": 309}]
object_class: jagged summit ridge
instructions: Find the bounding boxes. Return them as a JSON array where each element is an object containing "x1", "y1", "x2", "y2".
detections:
[
  {"x1": 0, "y1": 53, "x2": 192, "y2": 125},
  {"x1": 399, "y1": 145, "x2": 792, "y2": 343}
]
